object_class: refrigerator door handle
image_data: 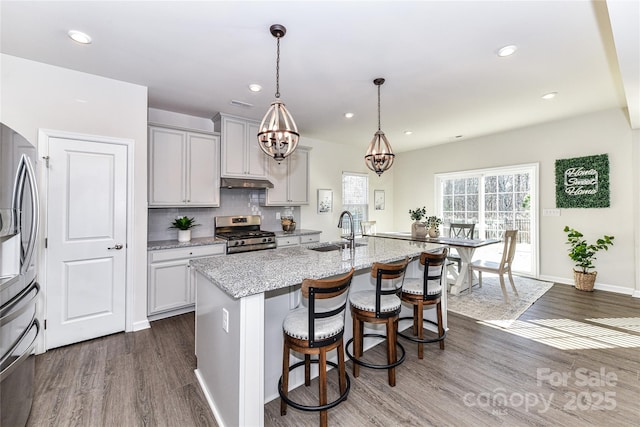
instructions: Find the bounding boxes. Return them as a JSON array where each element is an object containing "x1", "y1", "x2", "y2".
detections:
[{"x1": 13, "y1": 155, "x2": 39, "y2": 274}]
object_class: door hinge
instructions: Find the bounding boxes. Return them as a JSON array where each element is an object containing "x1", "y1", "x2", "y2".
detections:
[
  {"x1": 45, "y1": 238, "x2": 48, "y2": 248},
  {"x1": 44, "y1": 319, "x2": 47, "y2": 330},
  {"x1": 42, "y1": 156, "x2": 50, "y2": 168}
]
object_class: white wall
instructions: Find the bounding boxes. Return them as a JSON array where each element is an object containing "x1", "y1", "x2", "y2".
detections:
[
  {"x1": 0, "y1": 54, "x2": 149, "y2": 331},
  {"x1": 298, "y1": 136, "x2": 395, "y2": 241},
  {"x1": 394, "y1": 108, "x2": 637, "y2": 294}
]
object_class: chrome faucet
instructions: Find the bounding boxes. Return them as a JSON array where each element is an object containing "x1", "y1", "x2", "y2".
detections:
[{"x1": 337, "y1": 210, "x2": 355, "y2": 250}]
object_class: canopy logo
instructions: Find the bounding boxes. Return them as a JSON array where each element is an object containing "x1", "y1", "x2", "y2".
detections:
[{"x1": 555, "y1": 154, "x2": 609, "y2": 208}]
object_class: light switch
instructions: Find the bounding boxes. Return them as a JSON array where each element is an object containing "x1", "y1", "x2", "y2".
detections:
[{"x1": 543, "y1": 208, "x2": 561, "y2": 216}]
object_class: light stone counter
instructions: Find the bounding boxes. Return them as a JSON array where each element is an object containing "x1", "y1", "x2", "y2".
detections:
[
  {"x1": 270, "y1": 228, "x2": 321, "y2": 238},
  {"x1": 147, "y1": 236, "x2": 225, "y2": 251},
  {"x1": 190, "y1": 236, "x2": 442, "y2": 299}
]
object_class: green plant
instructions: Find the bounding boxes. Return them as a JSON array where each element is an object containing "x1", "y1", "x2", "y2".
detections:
[
  {"x1": 409, "y1": 206, "x2": 427, "y2": 221},
  {"x1": 169, "y1": 216, "x2": 200, "y2": 230},
  {"x1": 564, "y1": 226, "x2": 614, "y2": 273},
  {"x1": 426, "y1": 216, "x2": 442, "y2": 228}
]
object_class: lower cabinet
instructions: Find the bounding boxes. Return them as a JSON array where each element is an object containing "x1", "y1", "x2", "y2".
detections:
[{"x1": 148, "y1": 244, "x2": 225, "y2": 320}]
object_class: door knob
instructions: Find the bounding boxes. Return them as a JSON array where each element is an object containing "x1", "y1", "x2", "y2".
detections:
[{"x1": 108, "y1": 244, "x2": 124, "y2": 250}]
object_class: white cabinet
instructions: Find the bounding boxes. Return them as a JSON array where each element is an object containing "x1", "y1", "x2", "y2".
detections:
[
  {"x1": 265, "y1": 147, "x2": 310, "y2": 206},
  {"x1": 214, "y1": 113, "x2": 268, "y2": 179},
  {"x1": 148, "y1": 245, "x2": 225, "y2": 319},
  {"x1": 277, "y1": 232, "x2": 320, "y2": 248},
  {"x1": 148, "y1": 126, "x2": 220, "y2": 207}
]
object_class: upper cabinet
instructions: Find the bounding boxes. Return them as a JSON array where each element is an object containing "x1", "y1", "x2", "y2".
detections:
[
  {"x1": 214, "y1": 113, "x2": 268, "y2": 179},
  {"x1": 148, "y1": 125, "x2": 220, "y2": 207},
  {"x1": 265, "y1": 147, "x2": 310, "y2": 206}
]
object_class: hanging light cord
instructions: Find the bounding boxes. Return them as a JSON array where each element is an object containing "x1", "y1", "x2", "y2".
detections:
[
  {"x1": 275, "y1": 36, "x2": 281, "y2": 99},
  {"x1": 377, "y1": 84, "x2": 381, "y2": 131}
]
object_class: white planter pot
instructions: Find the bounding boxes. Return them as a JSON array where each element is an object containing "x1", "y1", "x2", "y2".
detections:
[{"x1": 178, "y1": 229, "x2": 191, "y2": 242}]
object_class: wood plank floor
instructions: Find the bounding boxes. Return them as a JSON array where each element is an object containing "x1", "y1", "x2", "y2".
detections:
[{"x1": 27, "y1": 284, "x2": 640, "y2": 426}]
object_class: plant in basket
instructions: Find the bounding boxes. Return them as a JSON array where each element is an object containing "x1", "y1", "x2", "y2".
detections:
[{"x1": 564, "y1": 226, "x2": 614, "y2": 291}]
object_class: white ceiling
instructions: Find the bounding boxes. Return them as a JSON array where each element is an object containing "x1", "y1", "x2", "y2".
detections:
[{"x1": 1, "y1": 1, "x2": 638, "y2": 153}]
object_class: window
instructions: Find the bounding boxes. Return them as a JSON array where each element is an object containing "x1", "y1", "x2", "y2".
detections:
[
  {"x1": 436, "y1": 164, "x2": 538, "y2": 276},
  {"x1": 342, "y1": 172, "x2": 368, "y2": 236}
]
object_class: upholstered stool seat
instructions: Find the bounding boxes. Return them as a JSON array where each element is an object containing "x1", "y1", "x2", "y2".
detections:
[
  {"x1": 279, "y1": 268, "x2": 354, "y2": 427},
  {"x1": 398, "y1": 249, "x2": 448, "y2": 359},
  {"x1": 345, "y1": 258, "x2": 409, "y2": 387}
]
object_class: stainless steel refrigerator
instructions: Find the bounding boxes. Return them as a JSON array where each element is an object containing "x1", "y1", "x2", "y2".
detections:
[{"x1": 0, "y1": 122, "x2": 41, "y2": 427}]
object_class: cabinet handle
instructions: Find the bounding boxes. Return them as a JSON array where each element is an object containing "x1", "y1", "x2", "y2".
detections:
[{"x1": 108, "y1": 244, "x2": 124, "y2": 250}]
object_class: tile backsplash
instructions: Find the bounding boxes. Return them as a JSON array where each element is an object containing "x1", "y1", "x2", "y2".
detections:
[{"x1": 148, "y1": 188, "x2": 299, "y2": 241}]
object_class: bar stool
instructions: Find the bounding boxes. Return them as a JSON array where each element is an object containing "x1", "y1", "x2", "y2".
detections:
[
  {"x1": 346, "y1": 257, "x2": 409, "y2": 387},
  {"x1": 398, "y1": 249, "x2": 448, "y2": 359},
  {"x1": 279, "y1": 268, "x2": 354, "y2": 427}
]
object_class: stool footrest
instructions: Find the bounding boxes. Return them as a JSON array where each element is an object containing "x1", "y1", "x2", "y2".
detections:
[
  {"x1": 397, "y1": 316, "x2": 446, "y2": 343},
  {"x1": 278, "y1": 359, "x2": 350, "y2": 412},
  {"x1": 345, "y1": 333, "x2": 406, "y2": 370}
]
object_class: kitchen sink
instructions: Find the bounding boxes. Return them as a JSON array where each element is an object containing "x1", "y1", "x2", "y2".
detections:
[{"x1": 309, "y1": 242, "x2": 367, "y2": 252}]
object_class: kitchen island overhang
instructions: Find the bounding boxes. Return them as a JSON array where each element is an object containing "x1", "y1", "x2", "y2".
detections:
[{"x1": 191, "y1": 237, "x2": 445, "y2": 427}]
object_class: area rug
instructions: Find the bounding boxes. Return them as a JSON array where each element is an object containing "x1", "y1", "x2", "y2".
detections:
[{"x1": 447, "y1": 275, "x2": 554, "y2": 323}]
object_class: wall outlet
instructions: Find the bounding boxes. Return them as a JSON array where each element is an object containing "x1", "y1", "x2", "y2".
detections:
[
  {"x1": 222, "y1": 308, "x2": 229, "y2": 333},
  {"x1": 543, "y1": 208, "x2": 561, "y2": 217},
  {"x1": 276, "y1": 212, "x2": 281, "y2": 220}
]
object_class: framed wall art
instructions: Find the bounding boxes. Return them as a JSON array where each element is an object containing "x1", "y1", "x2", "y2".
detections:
[
  {"x1": 555, "y1": 153, "x2": 609, "y2": 208},
  {"x1": 317, "y1": 189, "x2": 333, "y2": 213},
  {"x1": 374, "y1": 190, "x2": 385, "y2": 210}
]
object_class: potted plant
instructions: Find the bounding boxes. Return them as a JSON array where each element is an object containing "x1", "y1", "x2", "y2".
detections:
[
  {"x1": 426, "y1": 216, "x2": 443, "y2": 238},
  {"x1": 409, "y1": 207, "x2": 428, "y2": 238},
  {"x1": 170, "y1": 216, "x2": 200, "y2": 242},
  {"x1": 564, "y1": 226, "x2": 614, "y2": 291}
]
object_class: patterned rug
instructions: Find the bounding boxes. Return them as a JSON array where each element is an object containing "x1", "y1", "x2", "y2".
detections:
[{"x1": 447, "y1": 275, "x2": 554, "y2": 323}]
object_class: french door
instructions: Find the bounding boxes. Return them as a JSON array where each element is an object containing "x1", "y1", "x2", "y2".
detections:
[{"x1": 435, "y1": 163, "x2": 538, "y2": 277}]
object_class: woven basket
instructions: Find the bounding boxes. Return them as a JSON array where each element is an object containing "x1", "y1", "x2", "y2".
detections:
[{"x1": 573, "y1": 270, "x2": 597, "y2": 292}]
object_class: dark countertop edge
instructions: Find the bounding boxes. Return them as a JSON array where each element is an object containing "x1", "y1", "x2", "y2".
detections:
[{"x1": 147, "y1": 237, "x2": 226, "y2": 251}]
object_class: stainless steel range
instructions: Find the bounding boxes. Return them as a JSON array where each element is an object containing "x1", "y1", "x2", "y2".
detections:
[{"x1": 215, "y1": 215, "x2": 277, "y2": 254}]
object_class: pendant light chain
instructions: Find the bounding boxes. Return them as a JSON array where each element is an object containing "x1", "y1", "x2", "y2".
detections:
[
  {"x1": 377, "y1": 83, "x2": 381, "y2": 131},
  {"x1": 275, "y1": 36, "x2": 280, "y2": 99}
]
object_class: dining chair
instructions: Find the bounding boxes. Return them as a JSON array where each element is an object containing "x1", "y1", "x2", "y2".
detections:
[
  {"x1": 468, "y1": 229, "x2": 518, "y2": 302},
  {"x1": 279, "y1": 268, "x2": 354, "y2": 427},
  {"x1": 360, "y1": 220, "x2": 377, "y2": 235},
  {"x1": 447, "y1": 223, "x2": 475, "y2": 271}
]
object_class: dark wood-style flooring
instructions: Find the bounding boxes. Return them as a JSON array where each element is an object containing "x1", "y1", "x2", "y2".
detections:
[{"x1": 27, "y1": 284, "x2": 640, "y2": 426}]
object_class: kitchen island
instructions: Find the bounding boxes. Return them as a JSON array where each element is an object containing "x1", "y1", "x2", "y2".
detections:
[{"x1": 191, "y1": 237, "x2": 444, "y2": 427}]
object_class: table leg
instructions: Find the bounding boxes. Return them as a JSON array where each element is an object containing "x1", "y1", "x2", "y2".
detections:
[{"x1": 448, "y1": 248, "x2": 476, "y2": 295}]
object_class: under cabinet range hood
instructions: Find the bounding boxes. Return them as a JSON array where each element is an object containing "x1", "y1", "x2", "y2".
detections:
[{"x1": 220, "y1": 177, "x2": 274, "y2": 189}]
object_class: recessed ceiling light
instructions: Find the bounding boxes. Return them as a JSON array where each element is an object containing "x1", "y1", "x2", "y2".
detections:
[
  {"x1": 541, "y1": 92, "x2": 557, "y2": 100},
  {"x1": 344, "y1": 112, "x2": 354, "y2": 119},
  {"x1": 248, "y1": 84, "x2": 262, "y2": 92},
  {"x1": 68, "y1": 30, "x2": 92, "y2": 44},
  {"x1": 497, "y1": 45, "x2": 517, "y2": 57},
  {"x1": 404, "y1": 130, "x2": 413, "y2": 135}
]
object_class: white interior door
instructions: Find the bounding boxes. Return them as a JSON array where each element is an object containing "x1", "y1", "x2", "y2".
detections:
[{"x1": 45, "y1": 137, "x2": 127, "y2": 349}]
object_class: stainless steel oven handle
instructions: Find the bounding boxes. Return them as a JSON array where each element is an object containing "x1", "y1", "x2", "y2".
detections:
[
  {"x1": 0, "y1": 317, "x2": 39, "y2": 381},
  {"x1": 0, "y1": 280, "x2": 39, "y2": 326}
]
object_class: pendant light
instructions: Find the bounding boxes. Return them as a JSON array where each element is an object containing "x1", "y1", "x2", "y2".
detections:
[
  {"x1": 257, "y1": 24, "x2": 300, "y2": 163},
  {"x1": 364, "y1": 78, "x2": 395, "y2": 176}
]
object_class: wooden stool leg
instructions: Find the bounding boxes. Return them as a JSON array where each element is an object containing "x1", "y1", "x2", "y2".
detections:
[
  {"x1": 417, "y1": 302, "x2": 424, "y2": 359},
  {"x1": 319, "y1": 349, "x2": 328, "y2": 427},
  {"x1": 387, "y1": 317, "x2": 397, "y2": 387},
  {"x1": 352, "y1": 316, "x2": 361, "y2": 378},
  {"x1": 412, "y1": 305, "x2": 419, "y2": 335},
  {"x1": 437, "y1": 300, "x2": 445, "y2": 350},
  {"x1": 337, "y1": 339, "x2": 347, "y2": 396},
  {"x1": 304, "y1": 354, "x2": 311, "y2": 386},
  {"x1": 280, "y1": 339, "x2": 290, "y2": 416}
]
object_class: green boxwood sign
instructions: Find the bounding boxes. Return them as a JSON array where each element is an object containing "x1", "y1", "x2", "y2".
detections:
[{"x1": 555, "y1": 154, "x2": 609, "y2": 208}]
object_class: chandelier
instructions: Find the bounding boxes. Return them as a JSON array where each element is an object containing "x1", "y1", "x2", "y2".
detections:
[
  {"x1": 364, "y1": 78, "x2": 395, "y2": 176},
  {"x1": 257, "y1": 24, "x2": 300, "y2": 163}
]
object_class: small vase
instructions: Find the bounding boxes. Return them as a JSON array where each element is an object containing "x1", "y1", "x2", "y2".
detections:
[
  {"x1": 411, "y1": 221, "x2": 428, "y2": 238},
  {"x1": 178, "y1": 229, "x2": 191, "y2": 242},
  {"x1": 428, "y1": 227, "x2": 440, "y2": 238}
]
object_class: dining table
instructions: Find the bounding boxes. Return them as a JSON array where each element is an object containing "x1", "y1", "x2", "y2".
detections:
[{"x1": 363, "y1": 231, "x2": 501, "y2": 295}]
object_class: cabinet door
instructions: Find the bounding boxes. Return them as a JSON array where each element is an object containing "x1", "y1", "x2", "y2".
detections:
[
  {"x1": 287, "y1": 148, "x2": 309, "y2": 205},
  {"x1": 220, "y1": 116, "x2": 247, "y2": 177},
  {"x1": 148, "y1": 259, "x2": 190, "y2": 315},
  {"x1": 246, "y1": 120, "x2": 268, "y2": 178},
  {"x1": 265, "y1": 159, "x2": 289, "y2": 205},
  {"x1": 188, "y1": 133, "x2": 220, "y2": 206},
  {"x1": 149, "y1": 127, "x2": 186, "y2": 206}
]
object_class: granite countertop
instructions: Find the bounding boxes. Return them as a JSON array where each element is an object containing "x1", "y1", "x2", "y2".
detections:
[
  {"x1": 190, "y1": 236, "x2": 444, "y2": 299},
  {"x1": 271, "y1": 229, "x2": 322, "y2": 238},
  {"x1": 147, "y1": 236, "x2": 226, "y2": 251}
]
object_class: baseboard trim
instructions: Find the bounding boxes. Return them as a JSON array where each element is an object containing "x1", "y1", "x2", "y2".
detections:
[
  {"x1": 132, "y1": 319, "x2": 150, "y2": 332},
  {"x1": 539, "y1": 275, "x2": 636, "y2": 296}
]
